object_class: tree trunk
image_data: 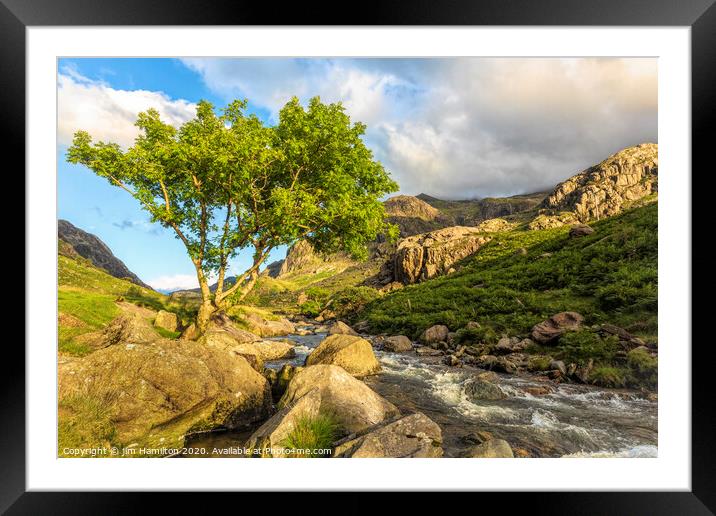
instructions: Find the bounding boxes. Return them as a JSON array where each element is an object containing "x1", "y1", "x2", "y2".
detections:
[{"x1": 196, "y1": 300, "x2": 217, "y2": 335}]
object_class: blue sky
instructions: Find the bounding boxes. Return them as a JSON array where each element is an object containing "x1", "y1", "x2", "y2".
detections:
[{"x1": 57, "y1": 57, "x2": 657, "y2": 291}]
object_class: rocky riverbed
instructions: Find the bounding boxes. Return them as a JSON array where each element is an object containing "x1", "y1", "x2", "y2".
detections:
[{"x1": 186, "y1": 325, "x2": 657, "y2": 458}]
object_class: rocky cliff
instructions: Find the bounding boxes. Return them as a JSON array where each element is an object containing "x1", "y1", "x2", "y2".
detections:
[
  {"x1": 383, "y1": 195, "x2": 453, "y2": 237},
  {"x1": 539, "y1": 143, "x2": 657, "y2": 221},
  {"x1": 58, "y1": 219, "x2": 151, "y2": 290},
  {"x1": 392, "y1": 226, "x2": 491, "y2": 284}
]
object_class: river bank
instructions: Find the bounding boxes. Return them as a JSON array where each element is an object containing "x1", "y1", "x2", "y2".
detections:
[{"x1": 186, "y1": 325, "x2": 657, "y2": 458}]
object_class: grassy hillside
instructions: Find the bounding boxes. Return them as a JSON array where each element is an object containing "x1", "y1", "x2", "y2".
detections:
[
  {"x1": 360, "y1": 201, "x2": 657, "y2": 346},
  {"x1": 58, "y1": 255, "x2": 191, "y2": 355}
]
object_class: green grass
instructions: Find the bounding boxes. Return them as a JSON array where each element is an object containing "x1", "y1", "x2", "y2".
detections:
[
  {"x1": 154, "y1": 327, "x2": 182, "y2": 339},
  {"x1": 280, "y1": 413, "x2": 340, "y2": 458},
  {"x1": 58, "y1": 388, "x2": 119, "y2": 456},
  {"x1": 58, "y1": 289, "x2": 120, "y2": 355},
  {"x1": 360, "y1": 202, "x2": 658, "y2": 388},
  {"x1": 58, "y1": 254, "x2": 189, "y2": 354}
]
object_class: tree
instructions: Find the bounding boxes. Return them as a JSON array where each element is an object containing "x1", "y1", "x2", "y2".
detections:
[{"x1": 67, "y1": 97, "x2": 399, "y2": 334}]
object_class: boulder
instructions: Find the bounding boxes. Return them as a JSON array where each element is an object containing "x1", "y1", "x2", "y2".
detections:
[
  {"x1": 333, "y1": 412, "x2": 443, "y2": 458},
  {"x1": 243, "y1": 312, "x2": 295, "y2": 337},
  {"x1": 100, "y1": 312, "x2": 159, "y2": 348},
  {"x1": 327, "y1": 320, "x2": 359, "y2": 336},
  {"x1": 279, "y1": 365, "x2": 399, "y2": 433},
  {"x1": 495, "y1": 336, "x2": 531, "y2": 354},
  {"x1": 317, "y1": 309, "x2": 337, "y2": 322},
  {"x1": 252, "y1": 340, "x2": 296, "y2": 361},
  {"x1": 392, "y1": 226, "x2": 491, "y2": 284},
  {"x1": 153, "y1": 310, "x2": 179, "y2": 332},
  {"x1": 574, "y1": 358, "x2": 594, "y2": 383},
  {"x1": 569, "y1": 224, "x2": 594, "y2": 238},
  {"x1": 464, "y1": 375, "x2": 507, "y2": 401},
  {"x1": 465, "y1": 438, "x2": 514, "y2": 458},
  {"x1": 420, "y1": 324, "x2": 449, "y2": 344},
  {"x1": 58, "y1": 338, "x2": 272, "y2": 450},
  {"x1": 383, "y1": 335, "x2": 413, "y2": 352},
  {"x1": 531, "y1": 312, "x2": 585, "y2": 344},
  {"x1": 305, "y1": 335, "x2": 381, "y2": 376}
]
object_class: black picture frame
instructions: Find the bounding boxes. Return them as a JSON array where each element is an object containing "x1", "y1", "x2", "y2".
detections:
[{"x1": 5, "y1": 0, "x2": 712, "y2": 512}]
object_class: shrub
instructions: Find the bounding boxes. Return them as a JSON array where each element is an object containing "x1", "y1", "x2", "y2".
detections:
[
  {"x1": 304, "y1": 287, "x2": 330, "y2": 304},
  {"x1": 528, "y1": 355, "x2": 553, "y2": 372},
  {"x1": 590, "y1": 366, "x2": 627, "y2": 388},
  {"x1": 299, "y1": 300, "x2": 322, "y2": 318},
  {"x1": 555, "y1": 330, "x2": 620, "y2": 364},
  {"x1": 280, "y1": 413, "x2": 340, "y2": 458},
  {"x1": 455, "y1": 325, "x2": 498, "y2": 345},
  {"x1": 627, "y1": 348, "x2": 657, "y2": 389},
  {"x1": 332, "y1": 286, "x2": 381, "y2": 318}
]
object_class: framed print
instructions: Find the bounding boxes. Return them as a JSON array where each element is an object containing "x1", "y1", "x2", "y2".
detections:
[{"x1": 6, "y1": 0, "x2": 714, "y2": 512}]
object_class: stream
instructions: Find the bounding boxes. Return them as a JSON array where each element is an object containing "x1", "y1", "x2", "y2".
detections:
[{"x1": 187, "y1": 329, "x2": 658, "y2": 458}]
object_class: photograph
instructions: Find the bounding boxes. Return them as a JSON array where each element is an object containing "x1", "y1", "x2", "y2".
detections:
[{"x1": 55, "y1": 56, "x2": 660, "y2": 460}]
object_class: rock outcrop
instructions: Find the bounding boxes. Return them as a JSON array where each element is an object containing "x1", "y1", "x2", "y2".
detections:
[
  {"x1": 58, "y1": 219, "x2": 152, "y2": 289},
  {"x1": 383, "y1": 195, "x2": 452, "y2": 236},
  {"x1": 392, "y1": 227, "x2": 491, "y2": 284},
  {"x1": 58, "y1": 338, "x2": 273, "y2": 450},
  {"x1": 305, "y1": 334, "x2": 381, "y2": 376},
  {"x1": 540, "y1": 143, "x2": 658, "y2": 222}
]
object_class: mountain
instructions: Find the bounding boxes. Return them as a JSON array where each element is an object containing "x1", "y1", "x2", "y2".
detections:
[
  {"x1": 58, "y1": 220, "x2": 152, "y2": 290},
  {"x1": 540, "y1": 143, "x2": 657, "y2": 221},
  {"x1": 416, "y1": 191, "x2": 548, "y2": 226}
]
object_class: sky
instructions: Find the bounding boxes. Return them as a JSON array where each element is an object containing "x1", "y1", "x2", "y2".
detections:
[{"x1": 57, "y1": 57, "x2": 657, "y2": 291}]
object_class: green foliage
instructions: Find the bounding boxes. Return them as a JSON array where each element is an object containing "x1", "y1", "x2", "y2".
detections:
[
  {"x1": 58, "y1": 388, "x2": 119, "y2": 455},
  {"x1": 590, "y1": 366, "x2": 627, "y2": 388},
  {"x1": 528, "y1": 355, "x2": 553, "y2": 372},
  {"x1": 555, "y1": 330, "x2": 620, "y2": 365},
  {"x1": 455, "y1": 325, "x2": 498, "y2": 345},
  {"x1": 361, "y1": 203, "x2": 657, "y2": 344},
  {"x1": 280, "y1": 413, "x2": 340, "y2": 458},
  {"x1": 154, "y1": 327, "x2": 182, "y2": 340},
  {"x1": 67, "y1": 96, "x2": 399, "y2": 307},
  {"x1": 304, "y1": 286, "x2": 330, "y2": 304},
  {"x1": 627, "y1": 348, "x2": 658, "y2": 389},
  {"x1": 331, "y1": 286, "x2": 381, "y2": 318},
  {"x1": 299, "y1": 300, "x2": 322, "y2": 317}
]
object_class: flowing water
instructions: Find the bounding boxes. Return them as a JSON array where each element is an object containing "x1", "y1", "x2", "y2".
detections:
[{"x1": 187, "y1": 330, "x2": 657, "y2": 458}]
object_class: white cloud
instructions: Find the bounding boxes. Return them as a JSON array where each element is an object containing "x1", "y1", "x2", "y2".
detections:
[
  {"x1": 148, "y1": 274, "x2": 200, "y2": 291},
  {"x1": 57, "y1": 68, "x2": 197, "y2": 147},
  {"x1": 182, "y1": 57, "x2": 657, "y2": 199}
]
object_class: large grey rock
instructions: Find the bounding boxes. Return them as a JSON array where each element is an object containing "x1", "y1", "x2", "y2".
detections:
[{"x1": 333, "y1": 412, "x2": 443, "y2": 458}]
